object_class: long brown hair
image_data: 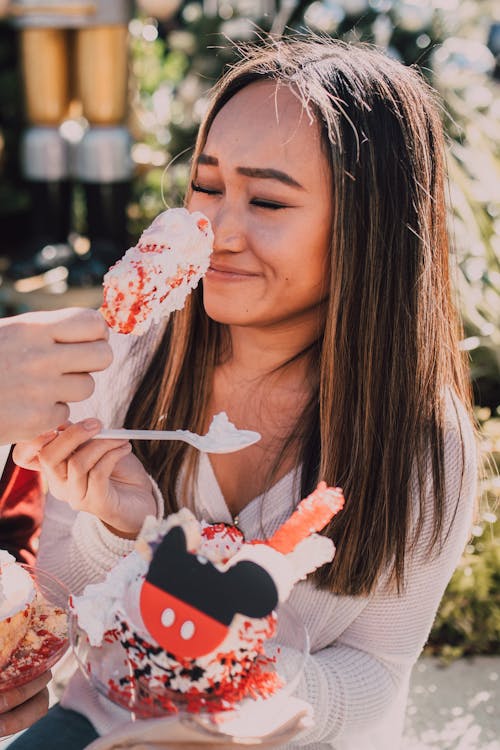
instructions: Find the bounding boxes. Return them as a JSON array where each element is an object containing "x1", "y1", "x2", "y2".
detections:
[{"x1": 126, "y1": 36, "x2": 472, "y2": 595}]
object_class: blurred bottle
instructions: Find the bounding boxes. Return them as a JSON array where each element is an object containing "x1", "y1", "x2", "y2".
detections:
[{"x1": 487, "y1": 22, "x2": 500, "y2": 80}]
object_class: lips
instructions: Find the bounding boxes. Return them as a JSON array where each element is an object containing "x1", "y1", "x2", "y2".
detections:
[{"x1": 207, "y1": 264, "x2": 259, "y2": 276}]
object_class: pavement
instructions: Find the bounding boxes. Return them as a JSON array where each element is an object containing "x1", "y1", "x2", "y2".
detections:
[
  {"x1": 1, "y1": 656, "x2": 499, "y2": 749},
  {"x1": 402, "y1": 656, "x2": 499, "y2": 750}
]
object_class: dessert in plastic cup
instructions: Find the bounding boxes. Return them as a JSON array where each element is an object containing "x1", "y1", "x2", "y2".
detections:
[
  {"x1": 0, "y1": 552, "x2": 69, "y2": 692},
  {"x1": 70, "y1": 600, "x2": 309, "y2": 722},
  {"x1": 70, "y1": 482, "x2": 344, "y2": 718}
]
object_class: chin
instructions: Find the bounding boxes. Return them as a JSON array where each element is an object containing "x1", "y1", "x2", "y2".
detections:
[
  {"x1": 202, "y1": 292, "x2": 255, "y2": 326},
  {"x1": 204, "y1": 307, "x2": 254, "y2": 326}
]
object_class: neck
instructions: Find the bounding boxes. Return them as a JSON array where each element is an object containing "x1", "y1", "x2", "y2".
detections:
[{"x1": 225, "y1": 309, "x2": 323, "y2": 380}]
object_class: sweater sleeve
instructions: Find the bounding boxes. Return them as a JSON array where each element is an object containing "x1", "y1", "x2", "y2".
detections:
[
  {"x1": 37, "y1": 475, "x2": 165, "y2": 595},
  {"x1": 292, "y1": 393, "x2": 478, "y2": 745}
]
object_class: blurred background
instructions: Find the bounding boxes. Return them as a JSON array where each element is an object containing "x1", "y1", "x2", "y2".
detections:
[{"x1": 0, "y1": 0, "x2": 498, "y2": 742}]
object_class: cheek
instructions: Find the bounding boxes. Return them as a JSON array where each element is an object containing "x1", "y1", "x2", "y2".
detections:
[
  {"x1": 248, "y1": 219, "x2": 295, "y2": 266},
  {"x1": 304, "y1": 221, "x2": 331, "y2": 274},
  {"x1": 268, "y1": 222, "x2": 329, "y2": 280},
  {"x1": 281, "y1": 239, "x2": 330, "y2": 301}
]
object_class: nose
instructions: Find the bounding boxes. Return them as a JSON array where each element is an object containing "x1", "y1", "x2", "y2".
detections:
[{"x1": 212, "y1": 202, "x2": 245, "y2": 254}]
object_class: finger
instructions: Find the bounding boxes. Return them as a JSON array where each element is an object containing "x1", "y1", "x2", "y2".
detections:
[
  {"x1": 0, "y1": 687, "x2": 49, "y2": 737},
  {"x1": 12, "y1": 430, "x2": 61, "y2": 471},
  {"x1": 86, "y1": 444, "x2": 133, "y2": 508},
  {"x1": 55, "y1": 373, "x2": 96, "y2": 404},
  {"x1": 54, "y1": 340, "x2": 113, "y2": 374},
  {"x1": 67, "y1": 437, "x2": 131, "y2": 479},
  {"x1": 37, "y1": 419, "x2": 102, "y2": 471},
  {"x1": 55, "y1": 420, "x2": 72, "y2": 432},
  {"x1": 0, "y1": 671, "x2": 51, "y2": 714},
  {"x1": 65, "y1": 439, "x2": 131, "y2": 504},
  {"x1": 51, "y1": 308, "x2": 109, "y2": 343}
]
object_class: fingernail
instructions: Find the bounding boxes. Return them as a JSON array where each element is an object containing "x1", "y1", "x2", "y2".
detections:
[{"x1": 82, "y1": 418, "x2": 100, "y2": 431}]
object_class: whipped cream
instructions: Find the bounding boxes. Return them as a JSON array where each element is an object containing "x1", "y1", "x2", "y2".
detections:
[
  {"x1": 72, "y1": 551, "x2": 148, "y2": 646},
  {"x1": 0, "y1": 550, "x2": 36, "y2": 621}
]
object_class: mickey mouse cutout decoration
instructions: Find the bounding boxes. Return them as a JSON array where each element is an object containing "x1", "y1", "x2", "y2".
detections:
[
  {"x1": 139, "y1": 525, "x2": 279, "y2": 660},
  {"x1": 138, "y1": 481, "x2": 345, "y2": 661}
]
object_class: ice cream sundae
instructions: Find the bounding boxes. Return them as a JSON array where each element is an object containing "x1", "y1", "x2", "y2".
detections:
[
  {"x1": 0, "y1": 551, "x2": 35, "y2": 669},
  {"x1": 0, "y1": 552, "x2": 68, "y2": 690},
  {"x1": 72, "y1": 482, "x2": 344, "y2": 713}
]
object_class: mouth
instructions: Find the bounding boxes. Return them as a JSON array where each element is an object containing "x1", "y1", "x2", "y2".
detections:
[{"x1": 207, "y1": 264, "x2": 259, "y2": 279}]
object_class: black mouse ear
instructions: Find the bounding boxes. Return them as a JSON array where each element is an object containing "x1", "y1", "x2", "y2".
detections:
[
  {"x1": 225, "y1": 560, "x2": 279, "y2": 619},
  {"x1": 146, "y1": 525, "x2": 188, "y2": 586}
]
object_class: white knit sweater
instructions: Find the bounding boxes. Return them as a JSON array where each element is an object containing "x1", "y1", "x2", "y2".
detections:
[{"x1": 34, "y1": 325, "x2": 477, "y2": 749}]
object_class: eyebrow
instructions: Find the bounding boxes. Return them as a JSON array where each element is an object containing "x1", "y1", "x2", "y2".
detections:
[{"x1": 197, "y1": 153, "x2": 304, "y2": 189}]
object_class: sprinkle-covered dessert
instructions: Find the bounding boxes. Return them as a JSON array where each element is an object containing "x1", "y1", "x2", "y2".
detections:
[
  {"x1": 0, "y1": 552, "x2": 68, "y2": 690},
  {"x1": 101, "y1": 207, "x2": 213, "y2": 335},
  {"x1": 72, "y1": 483, "x2": 345, "y2": 714},
  {"x1": 0, "y1": 551, "x2": 35, "y2": 670}
]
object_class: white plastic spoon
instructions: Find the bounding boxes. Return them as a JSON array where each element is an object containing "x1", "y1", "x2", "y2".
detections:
[{"x1": 93, "y1": 412, "x2": 261, "y2": 454}]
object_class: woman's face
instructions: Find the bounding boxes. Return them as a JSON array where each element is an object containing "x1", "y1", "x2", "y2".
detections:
[{"x1": 188, "y1": 80, "x2": 332, "y2": 332}]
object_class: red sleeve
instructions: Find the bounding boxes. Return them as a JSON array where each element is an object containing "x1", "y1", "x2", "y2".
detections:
[{"x1": 0, "y1": 451, "x2": 45, "y2": 565}]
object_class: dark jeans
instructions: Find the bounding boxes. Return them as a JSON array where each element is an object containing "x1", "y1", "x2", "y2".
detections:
[{"x1": 7, "y1": 704, "x2": 99, "y2": 750}]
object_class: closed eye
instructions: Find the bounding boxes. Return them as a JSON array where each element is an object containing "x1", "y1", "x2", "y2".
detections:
[
  {"x1": 192, "y1": 182, "x2": 288, "y2": 210},
  {"x1": 191, "y1": 181, "x2": 220, "y2": 196},
  {"x1": 251, "y1": 199, "x2": 288, "y2": 210}
]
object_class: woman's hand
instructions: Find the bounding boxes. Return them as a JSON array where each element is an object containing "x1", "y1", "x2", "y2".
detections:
[
  {"x1": 0, "y1": 308, "x2": 112, "y2": 444},
  {"x1": 0, "y1": 672, "x2": 50, "y2": 737},
  {"x1": 13, "y1": 419, "x2": 157, "y2": 538}
]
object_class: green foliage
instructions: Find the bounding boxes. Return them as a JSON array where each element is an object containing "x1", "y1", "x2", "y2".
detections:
[
  {"x1": 438, "y1": 74, "x2": 500, "y2": 412},
  {"x1": 427, "y1": 416, "x2": 500, "y2": 661},
  {"x1": 427, "y1": 517, "x2": 499, "y2": 661}
]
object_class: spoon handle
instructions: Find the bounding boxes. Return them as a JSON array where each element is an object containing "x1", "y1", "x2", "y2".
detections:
[{"x1": 94, "y1": 429, "x2": 184, "y2": 441}]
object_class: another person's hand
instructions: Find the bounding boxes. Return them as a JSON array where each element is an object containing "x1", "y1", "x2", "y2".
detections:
[
  {"x1": 0, "y1": 308, "x2": 113, "y2": 444},
  {"x1": 0, "y1": 672, "x2": 51, "y2": 738},
  {"x1": 13, "y1": 421, "x2": 157, "y2": 538}
]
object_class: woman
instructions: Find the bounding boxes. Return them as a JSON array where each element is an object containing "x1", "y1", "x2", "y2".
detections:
[{"x1": 12, "y1": 37, "x2": 477, "y2": 749}]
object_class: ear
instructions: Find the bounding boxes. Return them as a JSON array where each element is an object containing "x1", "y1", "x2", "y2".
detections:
[
  {"x1": 146, "y1": 525, "x2": 188, "y2": 586},
  {"x1": 224, "y1": 560, "x2": 278, "y2": 619}
]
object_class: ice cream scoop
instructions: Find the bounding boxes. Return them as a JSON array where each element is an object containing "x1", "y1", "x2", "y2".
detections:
[{"x1": 101, "y1": 207, "x2": 213, "y2": 335}]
